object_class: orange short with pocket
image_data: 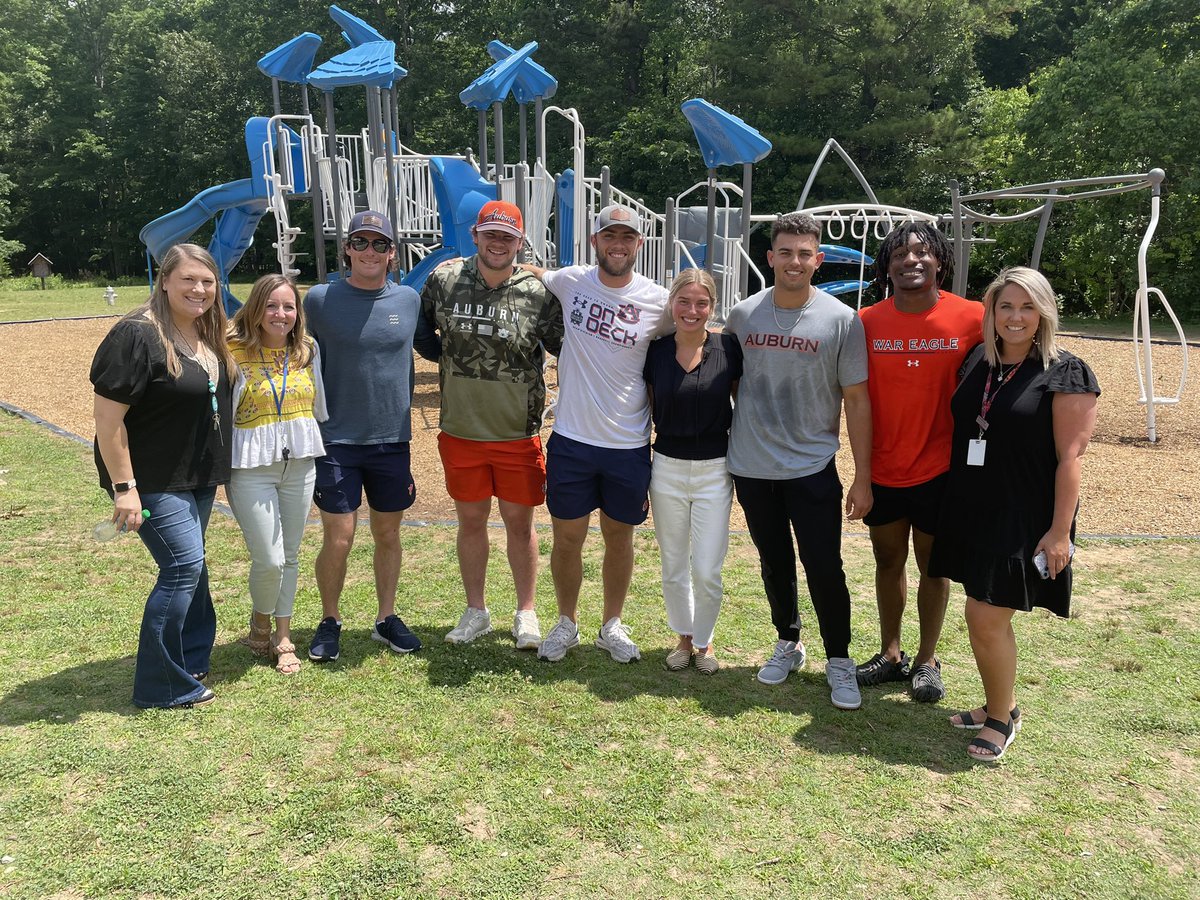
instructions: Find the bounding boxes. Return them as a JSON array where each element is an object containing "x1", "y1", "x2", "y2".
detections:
[{"x1": 437, "y1": 432, "x2": 547, "y2": 506}]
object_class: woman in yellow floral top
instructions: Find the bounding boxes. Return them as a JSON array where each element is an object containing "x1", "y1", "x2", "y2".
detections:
[{"x1": 227, "y1": 274, "x2": 327, "y2": 674}]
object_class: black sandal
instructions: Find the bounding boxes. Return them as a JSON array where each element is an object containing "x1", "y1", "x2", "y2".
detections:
[
  {"x1": 951, "y1": 704, "x2": 1021, "y2": 732},
  {"x1": 967, "y1": 716, "x2": 1016, "y2": 763}
]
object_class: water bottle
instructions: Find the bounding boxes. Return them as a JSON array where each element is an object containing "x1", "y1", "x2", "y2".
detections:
[{"x1": 92, "y1": 510, "x2": 151, "y2": 542}]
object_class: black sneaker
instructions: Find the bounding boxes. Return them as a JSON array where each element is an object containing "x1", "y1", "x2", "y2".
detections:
[
  {"x1": 309, "y1": 617, "x2": 342, "y2": 662},
  {"x1": 855, "y1": 650, "x2": 911, "y2": 685},
  {"x1": 372, "y1": 615, "x2": 422, "y2": 653}
]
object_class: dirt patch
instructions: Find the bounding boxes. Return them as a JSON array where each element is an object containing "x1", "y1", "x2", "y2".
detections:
[{"x1": 1, "y1": 318, "x2": 1196, "y2": 536}]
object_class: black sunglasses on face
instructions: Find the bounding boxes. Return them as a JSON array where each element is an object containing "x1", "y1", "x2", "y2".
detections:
[{"x1": 348, "y1": 236, "x2": 393, "y2": 252}]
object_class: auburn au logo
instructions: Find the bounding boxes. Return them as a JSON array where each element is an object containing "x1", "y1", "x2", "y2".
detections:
[{"x1": 616, "y1": 304, "x2": 640, "y2": 324}]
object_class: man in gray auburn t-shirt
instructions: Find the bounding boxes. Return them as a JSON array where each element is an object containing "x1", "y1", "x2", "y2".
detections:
[{"x1": 724, "y1": 212, "x2": 873, "y2": 711}]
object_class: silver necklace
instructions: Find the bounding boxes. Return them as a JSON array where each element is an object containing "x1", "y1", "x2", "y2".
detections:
[{"x1": 771, "y1": 295, "x2": 813, "y2": 331}]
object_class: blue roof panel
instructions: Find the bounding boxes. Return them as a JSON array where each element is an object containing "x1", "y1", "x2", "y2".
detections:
[
  {"x1": 257, "y1": 33, "x2": 323, "y2": 84},
  {"x1": 329, "y1": 4, "x2": 387, "y2": 47},
  {"x1": 486, "y1": 40, "x2": 557, "y2": 104},
  {"x1": 459, "y1": 42, "x2": 539, "y2": 110},
  {"x1": 308, "y1": 41, "x2": 404, "y2": 90},
  {"x1": 681, "y1": 98, "x2": 772, "y2": 167}
]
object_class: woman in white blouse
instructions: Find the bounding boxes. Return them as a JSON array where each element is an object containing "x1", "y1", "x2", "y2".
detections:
[{"x1": 227, "y1": 275, "x2": 326, "y2": 674}]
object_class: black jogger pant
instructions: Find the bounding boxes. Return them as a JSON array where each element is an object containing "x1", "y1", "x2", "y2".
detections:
[{"x1": 733, "y1": 461, "x2": 852, "y2": 659}]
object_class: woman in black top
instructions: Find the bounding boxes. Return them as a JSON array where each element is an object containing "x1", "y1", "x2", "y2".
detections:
[
  {"x1": 929, "y1": 267, "x2": 1099, "y2": 761},
  {"x1": 643, "y1": 269, "x2": 742, "y2": 674},
  {"x1": 91, "y1": 243, "x2": 235, "y2": 709}
]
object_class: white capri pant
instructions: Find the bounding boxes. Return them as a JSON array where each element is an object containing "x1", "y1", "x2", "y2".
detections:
[
  {"x1": 648, "y1": 453, "x2": 733, "y2": 650},
  {"x1": 228, "y1": 458, "x2": 316, "y2": 620}
]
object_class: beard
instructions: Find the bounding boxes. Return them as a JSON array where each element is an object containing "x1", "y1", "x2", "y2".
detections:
[{"x1": 597, "y1": 251, "x2": 636, "y2": 280}]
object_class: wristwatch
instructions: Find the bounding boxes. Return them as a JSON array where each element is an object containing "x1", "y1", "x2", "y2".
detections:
[{"x1": 113, "y1": 479, "x2": 137, "y2": 492}]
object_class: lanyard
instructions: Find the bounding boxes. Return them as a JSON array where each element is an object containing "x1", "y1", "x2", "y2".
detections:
[
  {"x1": 259, "y1": 350, "x2": 290, "y2": 419},
  {"x1": 975, "y1": 359, "x2": 1024, "y2": 437}
]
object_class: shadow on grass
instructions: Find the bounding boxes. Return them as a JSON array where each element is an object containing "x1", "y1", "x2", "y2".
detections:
[
  {"x1": 413, "y1": 623, "x2": 975, "y2": 772},
  {"x1": 0, "y1": 639, "x2": 259, "y2": 724}
]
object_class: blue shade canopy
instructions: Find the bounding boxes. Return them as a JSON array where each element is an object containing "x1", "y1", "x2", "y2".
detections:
[
  {"x1": 257, "y1": 33, "x2": 323, "y2": 84},
  {"x1": 308, "y1": 41, "x2": 404, "y2": 90},
  {"x1": 327, "y1": 5, "x2": 406, "y2": 83},
  {"x1": 459, "y1": 42, "x2": 539, "y2": 110},
  {"x1": 329, "y1": 4, "x2": 386, "y2": 47},
  {"x1": 680, "y1": 98, "x2": 772, "y2": 167},
  {"x1": 486, "y1": 40, "x2": 557, "y2": 104}
]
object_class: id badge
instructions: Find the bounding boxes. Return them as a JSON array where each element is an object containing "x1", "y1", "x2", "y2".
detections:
[{"x1": 967, "y1": 439, "x2": 987, "y2": 467}]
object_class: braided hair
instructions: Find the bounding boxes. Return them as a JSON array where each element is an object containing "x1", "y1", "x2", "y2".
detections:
[{"x1": 873, "y1": 221, "x2": 953, "y2": 294}]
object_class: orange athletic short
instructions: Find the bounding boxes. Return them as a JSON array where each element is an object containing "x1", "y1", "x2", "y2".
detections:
[{"x1": 437, "y1": 432, "x2": 547, "y2": 507}]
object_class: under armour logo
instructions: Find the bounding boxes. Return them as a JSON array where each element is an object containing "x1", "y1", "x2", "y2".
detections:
[{"x1": 907, "y1": 359, "x2": 920, "y2": 367}]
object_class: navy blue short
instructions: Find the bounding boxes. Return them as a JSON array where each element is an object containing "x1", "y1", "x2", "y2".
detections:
[
  {"x1": 863, "y1": 472, "x2": 947, "y2": 535},
  {"x1": 313, "y1": 442, "x2": 416, "y2": 514},
  {"x1": 545, "y1": 432, "x2": 651, "y2": 525}
]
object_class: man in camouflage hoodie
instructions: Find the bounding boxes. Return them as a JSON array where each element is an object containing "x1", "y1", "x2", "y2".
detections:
[{"x1": 417, "y1": 201, "x2": 563, "y2": 650}]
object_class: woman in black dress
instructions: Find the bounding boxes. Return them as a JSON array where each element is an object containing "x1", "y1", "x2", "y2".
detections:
[{"x1": 929, "y1": 267, "x2": 1099, "y2": 761}]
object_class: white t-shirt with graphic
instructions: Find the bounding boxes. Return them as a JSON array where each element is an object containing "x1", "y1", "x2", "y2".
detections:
[{"x1": 542, "y1": 266, "x2": 670, "y2": 449}]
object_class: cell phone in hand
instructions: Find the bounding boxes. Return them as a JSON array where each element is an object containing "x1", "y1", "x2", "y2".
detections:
[{"x1": 1033, "y1": 542, "x2": 1076, "y2": 579}]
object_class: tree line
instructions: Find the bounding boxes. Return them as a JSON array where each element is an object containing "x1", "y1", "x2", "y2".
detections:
[{"x1": 0, "y1": 0, "x2": 1195, "y2": 317}]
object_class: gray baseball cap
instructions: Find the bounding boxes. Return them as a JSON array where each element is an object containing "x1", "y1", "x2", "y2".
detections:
[
  {"x1": 592, "y1": 204, "x2": 642, "y2": 236},
  {"x1": 348, "y1": 210, "x2": 393, "y2": 239}
]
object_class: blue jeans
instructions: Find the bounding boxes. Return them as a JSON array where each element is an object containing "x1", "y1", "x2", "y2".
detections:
[{"x1": 132, "y1": 487, "x2": 218, "y2": 708}]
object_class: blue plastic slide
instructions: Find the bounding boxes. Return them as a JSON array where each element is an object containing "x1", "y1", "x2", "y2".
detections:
[{"x1": 138, "y1": 180, "x2": 269, "y2": 315}]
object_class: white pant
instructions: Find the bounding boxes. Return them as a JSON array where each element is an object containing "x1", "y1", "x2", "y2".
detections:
[
  {"x1": 648, "y1": 454, "x2": 732, "y2": 649},
  {"x1": 228, "y1": 458, "x2": 316, "y2": 619}
]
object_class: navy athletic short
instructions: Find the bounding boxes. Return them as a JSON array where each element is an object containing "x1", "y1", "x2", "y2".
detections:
[{"x1": 545, "y1": 432, "x2": 651, "y2": 525}]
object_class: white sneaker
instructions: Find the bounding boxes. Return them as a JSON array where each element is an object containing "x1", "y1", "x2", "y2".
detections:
[
  {"x1": 826, "y1": 657, "x2": 863, "y2": 710},
  {"x1": 512, "y1": 610, "x2": 542, "y2": 650},
  {"x1": 595, "y1": 616, "x2": 641, "y2": 663},
  {"x1": 757, "y1": 640, "x2": 806, "y2": 685},
  {"x1": 445, "y1": 607, "x2": 492, "y2": 645},
  {"x1": 537, "y1": 616, "x2": 580, "y2": 662}
]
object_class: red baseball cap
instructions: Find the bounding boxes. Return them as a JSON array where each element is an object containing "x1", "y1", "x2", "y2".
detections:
[{"x1": 474, "y1": 200, "x2": 524, "y2": 238}]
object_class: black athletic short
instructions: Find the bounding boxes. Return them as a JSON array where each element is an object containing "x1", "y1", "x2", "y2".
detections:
[{"x1": 863, "y1": 472, "x2": 947, "y2": 535}]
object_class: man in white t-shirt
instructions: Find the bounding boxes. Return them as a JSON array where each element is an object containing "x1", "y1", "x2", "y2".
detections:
[{"x1": 526, "y1": 205, "x2": 671, "y2": 663}]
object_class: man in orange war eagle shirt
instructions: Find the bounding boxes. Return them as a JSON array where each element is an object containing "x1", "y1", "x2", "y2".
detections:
[{"x1": 856, "y1": 221, "x2": 983, "y2": 703}]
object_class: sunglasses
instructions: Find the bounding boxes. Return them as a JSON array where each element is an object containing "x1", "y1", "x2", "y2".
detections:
[{"x1": 348, "y1": 236, "x2": 393, "y2": 252}]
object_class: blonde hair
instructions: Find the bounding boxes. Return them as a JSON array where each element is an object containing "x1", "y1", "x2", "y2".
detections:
[
  {"x1": 981, "y1": 266, "x2": 1061, "y2": 369},
  {"x1": 668, "y1": 268, "x2": 719, "y2": 321},
  {"x1": 130, "y1": 243, "x2": 236, "y2": 380},
  {"x1": 229, "y1": 274, "x2": 313, "y2": 369}
]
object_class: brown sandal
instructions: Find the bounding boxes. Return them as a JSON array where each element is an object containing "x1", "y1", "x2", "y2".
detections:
[
  {"x1": 241, "y1": 614, "x2": 272, "y2": 657},
  {"x1": 271, "y1": 636, "x2": 302, "y2": 675}
]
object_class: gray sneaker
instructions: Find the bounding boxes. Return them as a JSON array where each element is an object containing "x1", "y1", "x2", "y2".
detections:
[
  {"x1": 512, "y1": 609, "x2": 542, "y2": 650},
  {"x1": 537, "y1": 616, "x2": 580, "y2": 662},
  {"x1": 595, "y1": 616, "x2": 641, "y2": 663},
  {"x1": 826, "y1": 657, "x2": 863, "y2": 710},
  {"x1": 445, "y1": 607, "x2": 492, "y2": 644},
  {"x1": 757, "y1": 639, "x2": 806, "y2": 685}
]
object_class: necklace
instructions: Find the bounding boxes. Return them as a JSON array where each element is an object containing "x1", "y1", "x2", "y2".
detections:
[
  {"x1": 771, "y1": 295, "x2": 813, "y2": 331},
  {"x1": 173, "y1": 325, "x2": 218, "y2": 383},
  {"x1": 172, "y1": 324, "x2": 222, "y2": 437}
]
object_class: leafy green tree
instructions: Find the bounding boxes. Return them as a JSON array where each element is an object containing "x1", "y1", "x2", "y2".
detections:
[{"x1": 1002, "y1": 0, "x2": 1199, "y2": 315}]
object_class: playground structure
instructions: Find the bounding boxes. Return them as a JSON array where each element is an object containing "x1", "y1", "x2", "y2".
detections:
[{"x1": 137, "y1": 5, "x2": 1186, "y2": 442}]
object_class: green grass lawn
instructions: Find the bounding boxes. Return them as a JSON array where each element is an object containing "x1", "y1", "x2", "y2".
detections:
[
  {"x1": 0, "y1": 412, "x2": 1198, "y2": 898},
  {"x1": 2, "y1": 280, "x2": 1196, "y2": 342},
  {"x1": 0, "y1": 280, "x2": 263, "y2": 322}
]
